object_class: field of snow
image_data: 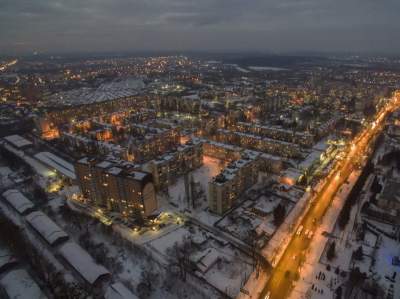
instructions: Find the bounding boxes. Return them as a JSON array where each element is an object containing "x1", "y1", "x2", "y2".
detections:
[
  {"x1": 147, "y1": 223, "x2": 253, "y2": 298},
  {"x1": 46, "y1": 196, "x2": 223, "y2": 299},
  {"x1": 217, "y1": 194, "x2": 293, "y2": 245},
  {"x1": 248, "y1": 66, "x2": 289, "y2": 71},
  {"x1": 158, "y1": 156, "x2": 224, "y2": 226}
]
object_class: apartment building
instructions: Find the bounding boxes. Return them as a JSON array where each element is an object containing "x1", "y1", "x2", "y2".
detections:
[
  {"x1": 203, "y1": 139, "x2": 283, "y2": 174},
  {"x1": 208, "y1": 151, "x2": 260, "y2": 215},
  {"x1": 75, "y1": 157, "x2": 157, "y2": 219},
  {"x1": 128, "y1": 122, "x2": 180, "y2": 162},
  {"x1": 203, "y1": 140, "x2": 242, "y2": 162},
  {"x1": 144, "y1": 139, "x2": 203, "y2": 190},
  {"x1": 216, "y1": 129, "x2": 302, "y2": 159},
  {"x1": 232, "y1": 122, "x2": 314, "y2": 147}
]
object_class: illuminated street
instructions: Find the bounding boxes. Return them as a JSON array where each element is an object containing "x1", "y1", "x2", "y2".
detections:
[{"x1": 260, "y1": 93, "x2": 400, "y2": 299}]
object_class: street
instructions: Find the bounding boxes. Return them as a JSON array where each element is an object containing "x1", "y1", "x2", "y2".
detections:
[{"x1": 260, "y1": 94, "x2": 400, "y2": 299}]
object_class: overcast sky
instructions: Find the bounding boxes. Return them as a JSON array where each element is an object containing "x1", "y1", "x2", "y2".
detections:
[{"x1": 1, "y1": 0, "x2": 400, "y2": 54}]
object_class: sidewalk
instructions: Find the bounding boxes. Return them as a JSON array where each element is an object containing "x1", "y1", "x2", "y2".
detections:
[
  {"x1": 262, "y1": 189, "x2": 311, "y2": 265},
  {"x1": 237, "y1": 183, "x2": 322, "y2": 299},
  {"x1": 236, "y1": 268, "x2": 270, "y2": 299},
  {"x1": 288, "y1": 170, "x2": 361, "y2": 299}
]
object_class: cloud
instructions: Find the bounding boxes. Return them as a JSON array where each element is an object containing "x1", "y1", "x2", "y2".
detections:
[{"x1": 1, "y1": 0, "x2": 399, "y2": 53}]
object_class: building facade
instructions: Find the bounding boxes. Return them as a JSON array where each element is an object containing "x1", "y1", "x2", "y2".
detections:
[
  {"x1": 208, "y1": 152, "x2": 259, "y2": 215},
  {"x1": 75, "y1": 157, "x2": 157, "y2": 219},
  {"x1": 144, "y1": 138, "x2": 203, "y2": 190}
]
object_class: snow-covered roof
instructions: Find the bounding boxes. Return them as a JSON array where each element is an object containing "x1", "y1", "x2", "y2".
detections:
[
  {"x1": 105, "y1": 282, "x2": 139, "y2": 299},
  {"x1": 130, "y1": 171, "x2": 148, "y2": 181},
  {"x1": 2, "y1": 189, "x2": 35, "y2": 215},
  {"x1": 96, "y1": 161, "x2": 113, "y2": 169},
  {"x1": 312, "y1": 138, "x2": 330, "y2": 152},
  {"x1": 34, "y1": 152, "x2": 76, "y2": 180},
  {"x1": 46, "y1": 78, "x2": 144, "y2": 107},
  {"x1": 0, "y1": 269, "x2": 47, "y2": 299},
  {"x1": 282, "y1": 168, "x2": 302, "y2": 180},
  {"x1": 256, "y1": 221, "x2": 276, "y2": 237},
  {"x1": 3, "y1": 134, "x2": 32, "y2": 148},
  {"x1": 253, "y1": 196, "x2": 281, "y2": 214},
  {"x1": 380, "y1": 179, "x2": 400, "y2": 203},
  {"x1": 0, "y1": 247, "x2": 17, "y2": 271},
  {"x1": 0, "y1": 166, "x2": 12, "y2": 177},
  {"x1": 203, "y1": 139, "x2": 242, "y2": 152},
  {"x1": 107, "y1": 167, "x2": 122, "y2": 175},
  {"x1": 298, "y1": 150, "x2": 321, "y2": 170},
  {"x1": 58, "y1": 242, "x2": 110, "y2": 285},
  {"x1": 182, "y1": 94, "x2": 200, "y2": 100},
  {"x1": 25, "y1": 211, "x2": 69, "y2": 246},
  {"x1": 194, "y1": 248, "x2": 221, "y2": 273}
]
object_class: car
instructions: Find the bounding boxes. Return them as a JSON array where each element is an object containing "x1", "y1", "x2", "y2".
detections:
[{"x1": 296, "y1": 225, "x2": 304, "y2": 236}]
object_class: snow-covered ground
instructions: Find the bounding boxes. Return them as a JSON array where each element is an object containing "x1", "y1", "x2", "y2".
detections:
[
  {"x1": 248, "y1": 66, "x2": 289, "y2": 72},
  {"x1": 216, "y1": 194, "x2": 294, "y2": 246},
  {"x1": 0, "y1": 269, "x2": 47, "y2": 299},
  {"x1": 290, "y1": 152, "x2": 400, "y2": 299},
  {"x1": 46, "y1": 196, "x2": 222, "y2": 299},
  {"x1": 146, "y1": 224, "x2": 253, "y2": 298},
  {"x1": 52, "y1": 186, "x2": 253, "y2": 299},
  {"x1": 0, "y1": 195, "x2": 76, "y2": 286},
  {"x1": 235, "y1": 66, "x2": 250, "y2": 73},
  {"x1": 0, "y1": 166, "x2": 13, "y2": 188},
  {"x1": 224, "y1": 63, "x2": 250, "y2": 73},
  {"x1": 262, "y1": 188, "x2": 310, "y2": 265},
  {"x1": 167, "y1": 156, "x2": 222, "y2": 202},
  {"x1": 0, "y1": 142, "x2": 58, "y2": 189},
  {"x1": 0, "y1": 143, "x2": 258, "y2": 298},
  {"x1": 0, "y1": 142, "x2": 55, "y2": 179},
  {"x1": 158, "y1": 156, "x2": 224, "y2": 227}
]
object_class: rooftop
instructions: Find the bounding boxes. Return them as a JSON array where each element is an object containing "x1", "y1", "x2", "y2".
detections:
[{"x1": 3, "y1": 134, "x2": 32, "y2": 148}]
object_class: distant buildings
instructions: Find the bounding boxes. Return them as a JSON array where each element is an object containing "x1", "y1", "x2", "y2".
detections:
[
  {"x1": 231, "y1": 122, "x2": 314, "y2": 147},
  {"x1": 35, "y1": 94, "x2": 152, "y2": 140},
  {"x1": 215, "y1": 128, "x2": 302, "y2": 158}
]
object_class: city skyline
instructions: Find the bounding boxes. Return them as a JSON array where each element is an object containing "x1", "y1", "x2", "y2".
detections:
[{"x1": 1, "y1": 3, "x2": 400, "y2": 298}]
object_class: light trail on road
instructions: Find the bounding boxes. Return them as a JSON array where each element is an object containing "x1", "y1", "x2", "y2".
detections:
[{"x1": 260, "y1": 93, "x2": 400, "y2": 299}]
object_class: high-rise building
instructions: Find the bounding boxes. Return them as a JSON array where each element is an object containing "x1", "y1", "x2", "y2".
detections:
[
  {"x1": 75, "y1": 157, "x2": 157, "y2": 219},
  {"x1": 208, "y1": 152, "x2": 259, "y2": 215}
]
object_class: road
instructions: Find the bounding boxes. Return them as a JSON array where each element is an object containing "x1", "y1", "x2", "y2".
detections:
[{"x1": 260, "y1": 93, "x2": 400, "y2": 299}]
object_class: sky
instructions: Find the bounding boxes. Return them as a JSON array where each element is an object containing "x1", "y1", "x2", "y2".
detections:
[{"x1": 1, "y1": 0, "x2": 400, "y2": 55}]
